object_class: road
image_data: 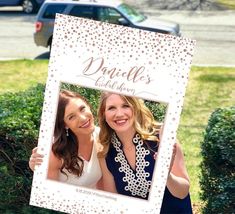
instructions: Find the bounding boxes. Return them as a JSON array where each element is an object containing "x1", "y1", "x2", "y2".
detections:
[
  {"x1": 0, "y1": 8, "x2": 235, "y2": 66},
  {"x1": 0, "y1": 9, "x2": 49, "y2": 60},
  {"x1": 148, "y1": 10, "x2": 235, "y2": 67}
]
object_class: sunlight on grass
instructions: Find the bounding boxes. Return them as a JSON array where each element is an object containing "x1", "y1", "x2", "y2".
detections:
[
  {"x1": 178, "y1": 66, "x2": 235, "y2": 204},
  {"x1": 0, "y1": 60, "x2": 48, "y2": 94},
  {"x1": 216, "y1": 0, "x2": 235, "y2": 9}
]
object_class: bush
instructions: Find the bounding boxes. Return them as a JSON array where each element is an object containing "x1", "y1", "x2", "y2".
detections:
[
  {"x1": 144, "y1": 100, "x2": 167, "y2": 122},
  {"x1": 200, "y1": 106, "x2": 235, "y2": 214},
  {"x1": 0, "y1": 84, "x2": 50, "y2": 213}
]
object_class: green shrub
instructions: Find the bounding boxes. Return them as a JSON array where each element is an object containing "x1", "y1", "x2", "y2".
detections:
[
  {"x1": 200, "y1": 106, "x2": 235, "y2": 214},
  {"x1": 144, "y1": 100, "x2": 167, "y2": 122},
  {"x1": 0, "y1": 84, "x2": 47, "y2": 213}
]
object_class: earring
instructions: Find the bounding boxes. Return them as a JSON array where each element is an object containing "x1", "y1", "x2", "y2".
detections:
[{"x1": 65, "y1": 128, "x2": 69, "y2": 137}]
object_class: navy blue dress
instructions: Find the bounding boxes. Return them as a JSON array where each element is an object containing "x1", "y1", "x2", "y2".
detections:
[{"x1": 106, "y1": 133, "x2": 192, "y2": 214}]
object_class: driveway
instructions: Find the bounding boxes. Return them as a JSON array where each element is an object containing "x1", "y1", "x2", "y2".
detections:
[{"x1": 0, "y1": 8, "x2": 235, "y2": 66}]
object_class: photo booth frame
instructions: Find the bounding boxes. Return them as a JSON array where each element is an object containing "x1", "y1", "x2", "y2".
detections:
[{"x1": 30, "y1": 14, "x2": 195, "y2": 213}]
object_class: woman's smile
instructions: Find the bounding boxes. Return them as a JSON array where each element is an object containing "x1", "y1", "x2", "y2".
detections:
[
  {"x1": 114, "y1": 119, "x2": 128, "y2": 126},
  {"x1": 79, "y1": 119, "x2": 91, "y2": 128}
]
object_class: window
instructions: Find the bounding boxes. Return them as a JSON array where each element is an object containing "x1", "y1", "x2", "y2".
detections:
[
  {"x1": 118, "y1": 3, "x2": 145, "y2": 23},
  {"x1": 69, "y1": 5, "x2": 95, "y2": 19},
  {"x1": 97, "y1": 7, "x2": 123, "y2": 24},
  {"x1": 42, "y1": 4, "x2": 67, "y2": 19}
]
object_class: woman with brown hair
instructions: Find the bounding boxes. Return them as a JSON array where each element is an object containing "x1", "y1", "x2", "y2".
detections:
[{"x1": 29, "y1": 90, "x2": 102, "y2": 189}]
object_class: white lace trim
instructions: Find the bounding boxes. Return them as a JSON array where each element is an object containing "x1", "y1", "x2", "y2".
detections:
[{"x1": 111, "y1": 133, "x2": 151, "y2": 198}]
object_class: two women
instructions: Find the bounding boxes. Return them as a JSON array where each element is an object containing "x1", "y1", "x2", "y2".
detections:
[{"x1": 29, "y1": 90, "x2": 192, "y2": 213}]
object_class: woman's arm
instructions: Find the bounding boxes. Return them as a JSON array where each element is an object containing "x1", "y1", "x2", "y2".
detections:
[
  {"x1": 98, "y1": 158, "x2": 117, "y2": 193},
  {"x1": 95, "y1": 178, "x2": 103, "y2": 190},
  {"x1": 166, "y1": 142, "x2": 190, "y2": 199},
  {"x1": 47, "y1": 150, "x2": 62, "y2": 180}
]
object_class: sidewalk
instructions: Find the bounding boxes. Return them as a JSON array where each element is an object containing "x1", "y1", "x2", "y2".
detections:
[{"x1": 143, "y1": 9, "x2": 235, "y2": 26}]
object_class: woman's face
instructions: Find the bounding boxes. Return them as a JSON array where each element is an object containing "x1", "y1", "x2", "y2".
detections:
[
  {"x1": 104, "y1": 94, "x2": 135, "y2": 135},
  {"x1": 64, "y1": 98, "x2": 94, "y2": 136}
]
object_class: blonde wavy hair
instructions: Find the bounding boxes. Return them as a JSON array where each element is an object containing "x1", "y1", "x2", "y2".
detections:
[{"x1": 97, "y1": 92, "x2": 162, "y2": 157}]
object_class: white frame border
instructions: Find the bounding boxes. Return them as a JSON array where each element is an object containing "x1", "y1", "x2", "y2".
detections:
[{"x1": 30, "y1": 14, "x2": 195, "y2": 214}]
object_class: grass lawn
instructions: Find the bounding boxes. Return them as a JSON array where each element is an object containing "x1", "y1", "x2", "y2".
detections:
[
  {"x1": 0, "y1": 60, "x2": 235, "y2": 211},
  {"x1": 0, "y1": 60, "x2": 48, "y2": 94},
  {"x1": 216, "y1": 0, "x2": 235, "y2": 9},
  {"x1": 178, "y1": 66, "x2": 235, "y2": 210}
]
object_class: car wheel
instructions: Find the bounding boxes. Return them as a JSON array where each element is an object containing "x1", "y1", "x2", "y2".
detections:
[{"x1": 22, "y1": 0, "x2": 37, "y2": 14}]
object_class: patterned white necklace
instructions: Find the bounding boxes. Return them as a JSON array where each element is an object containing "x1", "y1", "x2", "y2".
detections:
[{"x1": 111, "y1": 133, "x2": 151, "y2": 198}]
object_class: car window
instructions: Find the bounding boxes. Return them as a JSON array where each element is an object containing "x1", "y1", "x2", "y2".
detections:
[
  {"x1": 42, "y1": 4, "x2": 67, "y2": 19},
  {"x1": 117, "y1": 3, "x2": 145, "y2": 23},
  {"x1": 97, "y1": 7, "x2": 122, "y2": 24},
  {"x1": 69, "y1": 5, "x2": 95, "y2": 19}
]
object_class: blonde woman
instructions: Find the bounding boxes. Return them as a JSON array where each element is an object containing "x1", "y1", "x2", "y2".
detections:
[{"x1": 97, "y1": 92, "x2": 192, "y2": 213}]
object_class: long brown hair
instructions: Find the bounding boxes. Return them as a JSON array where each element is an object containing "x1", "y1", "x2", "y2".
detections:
[
  {"x1": 98, "y1": 92, "x2": 161, "y2": 157},
  {"x1": 52, "y1": 90, "x2": 91, "y2": 177}
]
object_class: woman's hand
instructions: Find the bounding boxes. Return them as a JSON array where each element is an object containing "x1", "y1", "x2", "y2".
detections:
[{"x1": 29, "y1": 147, "x2": 44, "y2": 171}]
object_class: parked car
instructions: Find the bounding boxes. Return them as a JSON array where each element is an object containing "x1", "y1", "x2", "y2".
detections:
[
  {"x1": 0, "y1": 0, "x2": 45, "y2": 14},
  {"x1": 34, "y1": 0, "x2": 181, "y2": 50}
]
